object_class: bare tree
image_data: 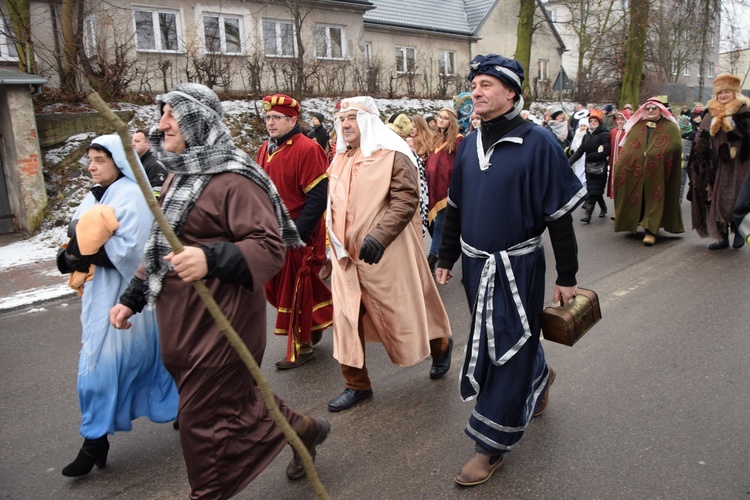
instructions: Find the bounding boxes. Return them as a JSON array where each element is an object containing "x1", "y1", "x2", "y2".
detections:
[
  {"x1": 514, "y1": 0, "x2": 537, "y2": 101},
  {"x1": 4, "y1": 0, "x2": 34, "y2": 72},
  {"x1": 619, "y1": 0, "x2": 649, "y2": 107}
]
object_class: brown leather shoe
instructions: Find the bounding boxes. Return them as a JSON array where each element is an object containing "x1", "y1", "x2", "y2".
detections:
[
  {"x1": 286, "y1": 417, "x2": 331, "y2": 480},
  {"x1": 275, "y1": 351, "x2": 314, "y2": 370},
  {"x1": 320, "y1": 259, "x2": 332, "y2": 280},
  {"x1": 453, "y1": 452, "x2": 504, "y2": 486},
  {"x1": 643, "y1": 234, "x2": 656, "y2": 246},
  {"x1": 534, "y1": 367, "x2": 556, "y2": 417}
]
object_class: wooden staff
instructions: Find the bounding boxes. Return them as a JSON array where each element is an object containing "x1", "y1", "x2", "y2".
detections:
[{"x1": 86, "y1": 92, "x2": 329, "y2": 499}]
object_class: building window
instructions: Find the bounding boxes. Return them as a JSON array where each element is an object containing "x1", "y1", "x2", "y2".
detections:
[
  {"x1": 538, "y1": 59, "x2": 549, "y2": 81},
  {"x1": 365, "y1": 42, "x2": 372, "y2": 65},
  {"x1": 683, "y1": 65, "x2": 690, "y2": 77},
  {"x1": 263, "y1": 18, "x2": 294, "y2": 57},
  {"x1": 0, "y1": 16, "x2": 18, "y2": 61},
  {"x1": 83, "y1": 15, "x2": 97, "y2": 58},
  {"x1": 395, "y1": 46, "x2": 416, "y2": 73},
  {"x1": 706, "y1": 64, "x2": 714, "y2": 78},
  {"x1": 671, "y1": 61, "x2": 677, "y2": 76},
  {"x1": 204, "y1": 14, "x2": 242, "y2": 54},
  {"x1": 134, "y1": 9, "x2": 180, "y2": 52},
  {"x1": 315, "y1": 25, "x2": 344, "y2": 59},
  {"x1": 438, "y1": 50, "x2": 455, "y2": 76}
]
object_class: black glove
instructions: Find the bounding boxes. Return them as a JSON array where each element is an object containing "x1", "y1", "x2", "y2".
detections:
[
  {"x1": 64, "y1": 251, "x2": 91, "y2": 273},
  {"x1": 358, "y1": 235, "x2": 385, "y2": 265}
]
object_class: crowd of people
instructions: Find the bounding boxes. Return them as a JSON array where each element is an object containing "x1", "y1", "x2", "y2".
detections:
[{"x1": 53, "y1": 53, "x2": 749, "y2": 497}]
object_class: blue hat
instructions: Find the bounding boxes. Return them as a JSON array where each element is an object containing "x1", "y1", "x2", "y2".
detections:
[
  {"x1": 467, "y1": 54, "x2": 524, "y2": 95},
  {"x1": 604, "y1": 104, "x2": 614, "y2": 113}
]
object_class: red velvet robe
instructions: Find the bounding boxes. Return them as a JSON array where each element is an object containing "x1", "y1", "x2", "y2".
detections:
[{"x1": 257, "y1": 133, "x2": 333, "y2": 361}]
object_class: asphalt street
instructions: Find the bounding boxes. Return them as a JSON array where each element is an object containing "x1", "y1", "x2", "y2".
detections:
[{"x1": 1, "y1": 199, "x2": 749, "y2": 499}]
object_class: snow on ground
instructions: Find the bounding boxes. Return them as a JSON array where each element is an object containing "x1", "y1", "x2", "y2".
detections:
[
  {"x1": 0, "y1": 226, "x2": 66, "y2": 270},
  {"x1": 0, "y1": 284, "x2": 72, "y2": 311}
]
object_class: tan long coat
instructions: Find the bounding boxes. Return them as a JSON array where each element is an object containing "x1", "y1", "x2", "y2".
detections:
[{"x1": 327, "y1": 148, "x2": 451, "y2": 369}]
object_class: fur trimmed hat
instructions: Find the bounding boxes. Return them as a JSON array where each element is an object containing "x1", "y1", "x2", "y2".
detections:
[
  {"x1": 262, "y1": 94, "x2": 300, "y2": 117},
  {"x1": 713, "y1": 74, "x2": 741, "y2": 94}
]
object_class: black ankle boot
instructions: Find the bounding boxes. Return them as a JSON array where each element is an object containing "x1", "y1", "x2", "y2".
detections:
[
  {"x1": 580, "y1": 205, "x2": 593, "y2": 224},
  {"x1": 62, "y1": 436, "x2": 109, "y2": 477}
]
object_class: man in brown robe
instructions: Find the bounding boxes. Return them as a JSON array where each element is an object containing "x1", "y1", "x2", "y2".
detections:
[
  {"x1": 326, "y1": 96, "x2": 453, "y2": 413},
  {"x1": 109, "y1": 83, "x2": 329, "y2": 498}
]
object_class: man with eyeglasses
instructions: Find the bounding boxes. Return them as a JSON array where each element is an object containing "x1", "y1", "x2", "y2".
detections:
[
  {"x1": 257, "y1": 94, "x2": 333, "y2": 369},
  {"x1": 612, "y1": 96, "x2": 684, "y2": 245}
]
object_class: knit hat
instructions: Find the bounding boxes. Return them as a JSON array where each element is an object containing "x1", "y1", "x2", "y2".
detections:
[
  {"x1": 589, "y1": 109, "x2": 604, "y2": 123},
  {"x1": 262, "y1": 94, "x2": 300, "y2": 117},
  {"x1": 467, "y1": 53, "x2": 524, "y2": 95},
  {"x1": 385, "y1": 111, "x2": 413, "y2": 138},
  {"x1": 713, "y1": 74, "x2": 741, "y2": 94},
  {"x1": 550, "y1": 109, "x2": 565, "y2": 120},
  {"x1": 310, "y1": 112, "x2": 325, "y2": 123},
  {"x1": 604, "y1": 104, "x2": 614, "y2": 113}
]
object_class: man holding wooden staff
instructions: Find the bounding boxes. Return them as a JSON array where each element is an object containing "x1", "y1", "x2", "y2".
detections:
[{"x1": 110, "y1": 83, "x2": 329, "y2": 498}]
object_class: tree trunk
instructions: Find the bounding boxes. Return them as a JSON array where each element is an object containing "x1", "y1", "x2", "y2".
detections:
[
  {"x1": 513, "y1": 0, "x2": 536, "y2": 105},
  {"x1": 618, "y1": 0, "x2": 649, "y2": 108},
  {"x1": 290, "y1": 0, "x2": 305, "y2": 100},
  {"x1": 60, "y1": 0, "x2": 79, "y2": 90},
  {"x1": 5, "y1": 0, "x2": 34, "y2": 73}
]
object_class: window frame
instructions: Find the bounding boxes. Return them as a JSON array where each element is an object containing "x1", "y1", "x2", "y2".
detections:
[
  {"x1": 438, "y1": 50, "x2": 455, "y2": 76},
  {"x1": 0, "y1": 16, "x2": 18, "y2": 62},
  {"x1": 395, "y1": 45, "x2": 416, "y2": 74},
  {"x1": 133, "y1": 8, "x2": 182, "y2": 53},
  {"x1": 203, "y1": 13, "x2": 243, "y2": 55},
  {"x1": 314, "y1": 24, "x2": 345, "y2": 60},
  {"x1": 683, "y1": 64, "x2": 690, "y2": 77},
  {"x1": 538, "y1": 58, "x2": 549, "y2": 82},
  {"x1": 262, "y1": 18, "x2": 296, "y2": 58},
  {"x1": 83, "y1": 14, "x2": 97, "y2": 58}
]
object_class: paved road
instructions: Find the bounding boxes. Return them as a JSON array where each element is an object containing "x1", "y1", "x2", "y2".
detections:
[{"x1": 2, "y1": 200, "x2": 749, "y2": 499}]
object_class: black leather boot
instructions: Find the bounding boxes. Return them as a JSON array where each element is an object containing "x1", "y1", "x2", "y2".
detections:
[
  {"x1": 580, "y1": 205, "x2": 593, "y2": 224},
  {"x1": 61, "y1": 436, "x2": 109, "y2": 477}
]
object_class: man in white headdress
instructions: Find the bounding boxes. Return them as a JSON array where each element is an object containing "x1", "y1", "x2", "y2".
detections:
[{"x1": 325, "y1": 96, "x2": 453, "y2": 412}]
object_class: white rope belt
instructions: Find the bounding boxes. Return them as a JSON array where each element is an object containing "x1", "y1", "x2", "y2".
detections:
[{"x1": 460, "y1": 235, "x2": 543, "y2": 396}]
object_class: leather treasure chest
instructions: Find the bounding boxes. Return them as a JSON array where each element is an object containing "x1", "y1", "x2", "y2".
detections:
[{"x1": 540, "y1": 287, "x2": 601, "y2": 346}]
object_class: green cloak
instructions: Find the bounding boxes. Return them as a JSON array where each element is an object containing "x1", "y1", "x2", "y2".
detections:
[{"x1": 612, "y1": 119, "x2": 684, "y2": 235}]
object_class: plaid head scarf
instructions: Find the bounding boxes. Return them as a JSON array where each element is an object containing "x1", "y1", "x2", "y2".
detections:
[{"x1": 144, "y1": 82, "x2": 302, "y2": 304}]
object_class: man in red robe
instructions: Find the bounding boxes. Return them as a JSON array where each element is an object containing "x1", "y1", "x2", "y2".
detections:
[{"x1": 257, "y1": 94, "x2": 333, "y2": 369}]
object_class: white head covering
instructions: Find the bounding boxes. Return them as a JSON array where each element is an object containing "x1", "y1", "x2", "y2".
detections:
[{"x1": 334, "y1": 96, "x2": 417, "y2": 166}]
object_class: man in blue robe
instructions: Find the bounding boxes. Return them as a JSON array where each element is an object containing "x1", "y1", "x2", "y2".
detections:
[{"x1": 436, "y1": 54, "x2": 585, "y2": 487}]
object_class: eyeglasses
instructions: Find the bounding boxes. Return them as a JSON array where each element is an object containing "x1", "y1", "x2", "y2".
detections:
[
  {"x1": 645, "y1": 106, "x2": 659, "y2": 111},
  {"x1": 264, "y1": 114, "x2": 292, "y2": 122}
]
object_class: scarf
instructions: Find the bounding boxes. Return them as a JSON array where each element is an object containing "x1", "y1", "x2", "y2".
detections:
[
  {"x1": 707, "y1": 94, "x2": 750, "y2": 137},
  {"x1": 547, "y1": 119, "x2": 569, "y2": 142},
  {"x1": 144, "y1": 83, "x2": 302, "y2": 305}
]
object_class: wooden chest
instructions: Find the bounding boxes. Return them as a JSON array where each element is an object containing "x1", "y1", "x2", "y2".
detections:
[{"x1": 540, "y1": 288, "x2": 601, "y2": 347}]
